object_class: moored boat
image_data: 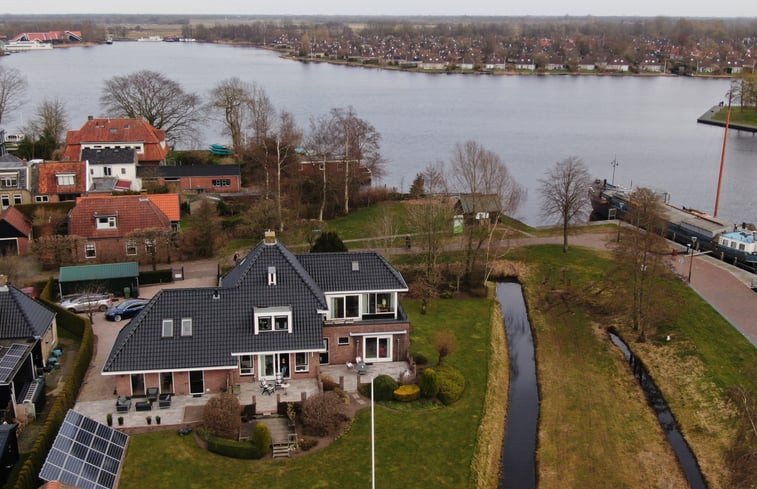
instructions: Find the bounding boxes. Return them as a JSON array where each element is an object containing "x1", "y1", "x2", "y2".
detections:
[{"x1": 3, "y1": 40, "x2": 53, "y2": 52}]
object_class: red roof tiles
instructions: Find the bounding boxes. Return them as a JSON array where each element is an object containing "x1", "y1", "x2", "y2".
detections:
[
  {"x1": 65, "y1": 118, "x2": 170, "y2": 164},
  {"x1": 37, "y1": 161, "x2": 87, "y2": 195},
  {"x1": 0, "y1": 207, "x2": 32, "y2": 237},
  {"x1": 69, "y1": 195, "x2": 172, "y2": 239}
]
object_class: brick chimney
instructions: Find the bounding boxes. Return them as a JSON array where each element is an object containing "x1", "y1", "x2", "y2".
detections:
[{"x1": 264, "y1": 230, "x2": 276, "y2": 245}]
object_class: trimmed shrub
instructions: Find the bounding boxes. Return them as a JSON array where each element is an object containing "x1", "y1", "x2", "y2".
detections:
[
  {"x1": 207, "y1": 435, "x2": 258, "y2": 459},
  {"x1": 372, "y1": 375, "x2": 399, "y2": 402},
  {"x1": 299, "y1": 436, "x2": 318, "y2": 451},
  {"x1": 393, "y1": 384, "x2": 421, "y2": 402},
  {"x1": 436, "y1": 366, "x2": 466, "y2": 405},
  {"x1": 250, "y1": 422, "x2": 272, "y2": 459},
  {"x1": 419, "y1": 367, "x2": 440, "y2": 398},
  {"x1": 202, "y1": 392, "x2": 241, "y2": 439},
  {"x1": 413, "y1": 353, "x2": 429, "y2": 366},
  {"x1": 301, "y1": 392, "x2": 348, "y2": 436},
  {"x1": 321, "y1": 375, "x2": 339, "y2": 391}
]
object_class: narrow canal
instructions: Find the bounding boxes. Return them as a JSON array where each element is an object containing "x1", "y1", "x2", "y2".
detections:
[
  {"x1": 497, "y1": 282, "x2": 539, "y2": 489},
  {"x1": 609, "y1": 330, "x2": 708, "y2": 489}
]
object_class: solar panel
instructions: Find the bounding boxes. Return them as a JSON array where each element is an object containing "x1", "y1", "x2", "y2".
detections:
[
  {"x1": 40, "y1": 410, "x2": 130, "y2": 489},
  {"x1": 0, "y1": 343, "x2": 29, "y2": 384}
]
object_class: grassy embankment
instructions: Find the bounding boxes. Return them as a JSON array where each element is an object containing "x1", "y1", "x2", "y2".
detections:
[
  {"x1": 119, "y1": 297, "x2": 494, "y2": 488},
  {"x1": 713, "y1": 106, "x2": 757, "y2": 127}
]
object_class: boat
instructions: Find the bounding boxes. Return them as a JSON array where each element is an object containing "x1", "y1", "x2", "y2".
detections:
[
  {"x1": 589, "y1": 179, "x2": 757, "y2": 273},
  {"x1": 209, "y1": 144, "x2": 234, "y2": 156},
  {"x1": 3, "y1": 40, "x2": 53, "y2": 52},
  {"x1": 105, "y1": 37, "x2": 113, "y2": 45},
  {"x1": 136, "y1": 36, "x2": 163, "y2": 42}
]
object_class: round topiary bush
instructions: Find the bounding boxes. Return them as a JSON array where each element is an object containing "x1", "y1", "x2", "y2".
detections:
[
  {"x1": 435, "y1": 365, "x2": 465, "y2": 405},
  {"x1": 419, "y1": 367, "x2": 440, "y2": 398},
  {"x1": 372, "y1": 374, "x2": 399, "y2": 401},
  {"x1": 250, "y1": 422, "x2": 272, "y2": 459},
  {"x1": 393, "y1": 384, "x2": 421, "y2": 402}
]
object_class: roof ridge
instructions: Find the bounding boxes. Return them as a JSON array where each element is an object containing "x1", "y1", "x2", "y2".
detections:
[{"x1": 103, "y1": 289, "x2": 163, "y2": 372}]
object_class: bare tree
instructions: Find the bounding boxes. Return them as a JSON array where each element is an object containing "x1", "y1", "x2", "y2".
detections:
[
  {"x1": 421, "y1": 161, "x2": 448, "y2": 195},
  {"x1": 262, "y1": 110, "x2": 301, "y2": 231},
  {"x1": 306, "y1": 113, "x2": 340, "y2": 221},
  {"x1": 248, "y1": 84, "x2": 274, "y2": 146},
  {"x1": 30, "y1": 97, "x2": 69, "y2": 148},
  {"x1": 538, "y1": 156, "x2": 592, "y2": 253},
  {"x1": 0, "y1": 67, "x2": 27, "y2": 126},
  {"x1": 208, "y1": 77, "x2": 253, "y2": 151},
  {"x1": 449, "y1": 141, "x2": 524, "y2": 281},
  {"x1": 100, "y1": 70, "x2": 203, "y2": 145},
  {"x1": 406, "y1": 198, "x2": 452, "y2": 278},
  {"x1": 610, "y1": 188, "x2": 675, "y2": 341},
  {"x1": 127, "y1": 227, "x2": 176, "y2": 271}
]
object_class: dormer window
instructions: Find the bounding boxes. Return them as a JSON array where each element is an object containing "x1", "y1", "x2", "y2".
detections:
[
  {"x1": 162, "y1": 319, "x2": 173, "y2": 338},
  {"x1": 96, "y1": 215, "x2": 117, "y2": 229},
  {"x1": 268, "y1": 266, "x2": 277, "y2": 286},
  {"x1": 254, "y1": 306, "x2": 292, "y2": 334},
  {"x1": 56, "y1": 173, "x2": 76, "y2": 186}
]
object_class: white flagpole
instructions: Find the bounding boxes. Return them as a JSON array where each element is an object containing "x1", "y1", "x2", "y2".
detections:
[{"x1": 371, "y1": 375, "x2": 375, "y2": 489}]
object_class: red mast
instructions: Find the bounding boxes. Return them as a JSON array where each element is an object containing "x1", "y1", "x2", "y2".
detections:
[{"x1": 713, "y1": 91, "x2": 732, "y2": 218}]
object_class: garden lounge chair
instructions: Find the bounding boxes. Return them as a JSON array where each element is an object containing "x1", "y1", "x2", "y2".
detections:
[
  {"x1": 116, "y1": 396, "x2": 131, "y2": 413},
  {"x1": 158, "y1": 393, "x2": 172, "y2": 409},
  {"x1": 146, "y1": 387, "x2": 159, "y2": 402}
]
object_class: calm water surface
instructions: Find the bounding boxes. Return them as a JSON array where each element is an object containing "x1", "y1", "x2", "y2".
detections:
[{"x1": 2, "y1": 43, "x2": 755, "y2": 225}]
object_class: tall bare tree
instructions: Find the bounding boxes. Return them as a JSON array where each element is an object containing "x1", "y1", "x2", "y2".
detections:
[
  {"x1": 100, "y1": 70, "x2": 202, "y2": 145},
  {"x1": 449, "y1": 140, "x2": 524, "y2": 281},
  {"x1": 30, "y1": 97, "x2": 69, "y2": 148},
  {"x1": 538, "y1": 156, "x2": 592, "y2": 253},
  {"x1": 262, "y1": 110, "x2": 301, "y2": 231},
  {"x1": 306, "y1": 112, "x2": 340, "y2": 221},
  {"x1": 610, "y1": 188, "x2": 675, "y2": 342},
  {"x1": 208, "y1": 77, "x2": 253, "y2": 151},
  {"x1": 0, "y1": 67, "x2": 27, "y2": 126},
  {"x1": 421, "y1": 161, "x2": 448, "y2": 195},
  {"x1": 407, "y1": 198, "x2": 453, "y2": 278},
  {"x1": 249, "y1": 85, "x2": 274, "y2": 146}
]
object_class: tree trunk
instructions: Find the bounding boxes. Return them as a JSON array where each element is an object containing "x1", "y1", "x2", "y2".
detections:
[
  {"x1": 277, "y1": 138, "x2": 283, "y2": 232},
  {"x1": 319, "y1": 157, "x2": 327, "y2": 222}
]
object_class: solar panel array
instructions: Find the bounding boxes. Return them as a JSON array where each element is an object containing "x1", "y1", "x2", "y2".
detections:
[
  {"x1": 39, "y1": 410, "x2": 129, "y2": 489},
  {"x1": 0, "y1": 343, "x2": 29, "y2": 384}
]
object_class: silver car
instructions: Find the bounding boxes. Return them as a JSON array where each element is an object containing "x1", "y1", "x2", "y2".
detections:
[{"x1": 59, "y1": 294, "x2": 113, "y2": 313}]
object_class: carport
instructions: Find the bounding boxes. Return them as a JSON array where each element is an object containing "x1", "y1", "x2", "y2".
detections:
[{"x1": 58, "y1": 262, "x2": 140, "y2": 298}]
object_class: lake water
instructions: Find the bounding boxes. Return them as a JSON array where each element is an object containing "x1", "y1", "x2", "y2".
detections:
[{"x1": 2, "y1": 42, "x2": 755, "y2": 226}]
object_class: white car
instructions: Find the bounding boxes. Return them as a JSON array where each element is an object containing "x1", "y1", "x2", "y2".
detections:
[{"x1": 59, "y1": 294, "x2": 113, "y2": 313}]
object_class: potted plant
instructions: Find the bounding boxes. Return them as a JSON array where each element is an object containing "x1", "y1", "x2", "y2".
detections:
[
  {"x1": 155, "y1": 415, "x2": 161, "y2": 425},
  {"x1": 106, "y1": 413, "x2": 113, "y2": 427},
  {"x1": 146, "y1": 416, "x2": 152, "y2": 425},
  {"x1": 117, "y1": 416, "x2": 124, "y2": 426}
]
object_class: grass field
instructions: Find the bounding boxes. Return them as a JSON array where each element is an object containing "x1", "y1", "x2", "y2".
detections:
[
  {"x1": 713, "y1": 106, "x2": 757, "y2": 126},
  {"x1": 119, "y1": 298, "x2": 493, "y2": 489}
]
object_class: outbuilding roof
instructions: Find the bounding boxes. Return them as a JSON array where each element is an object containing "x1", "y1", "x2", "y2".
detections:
[
  {"x1": 59, "y1": 262, "x2": 139, "y2": 283},
  {"x1": 0, "y1": 284, "x2": 56, "y2": 339}
]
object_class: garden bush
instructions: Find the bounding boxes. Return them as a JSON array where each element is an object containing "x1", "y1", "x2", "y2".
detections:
[
  {"x1": 299, "y1": 436, "x2": 319, "y2": 451},
  {"x1": 419, "y1": 368, "x2": 440, "y2": 398},
  {"x1": 321, "y1": 375, "x2": 339, "y2": 391},
  {"x1": 435, "y1": 365, "x2": 466, "y2": 405},
  {"x1": 372, "y1": 375, "x2": 399, "y2": 401},
  {"x1": 202, "y1": 392, "x2": 241, "y2": 439},
  {"x1": 301, "y1": 392, "x2": 348, "y2": 436},
  {"x1": 207, "y1": 435, "x2": 258, "y2": 459},
  {"x1": 393, "y1": 384, "x2": 421, "y2": 402},
  {"x1": 250, "y1": 422, "x2": 272, "y2": 459},
  {"x1": 413, "y1": 353, "x2": 429, "y2": 366}
]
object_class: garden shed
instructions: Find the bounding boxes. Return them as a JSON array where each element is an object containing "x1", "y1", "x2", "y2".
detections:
[{"x1": 58, "y1": 262, "x2": 140, "y2": 298}]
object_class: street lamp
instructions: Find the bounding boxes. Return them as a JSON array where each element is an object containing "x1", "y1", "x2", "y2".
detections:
[
  {"x1": 688, "y1": 237, "x2": 698, "y2": 283},
  {"x1": 610, "y1": 157, "x2": 619, "y2": 185}
]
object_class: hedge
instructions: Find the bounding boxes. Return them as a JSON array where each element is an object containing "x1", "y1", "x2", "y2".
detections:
[
  {"x1": 13, "y1": 279, "x2": 94, "y2": 489},
  {"x1": 139, "y1": 269, "x2": 174, "y2": 285},
  {"x1": 206, "y1": 436, "x2": 259, "y2": 459}
]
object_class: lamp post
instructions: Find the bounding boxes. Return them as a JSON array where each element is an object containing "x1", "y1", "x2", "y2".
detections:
[
  {"x1": 687, "y1": 237, "x2": 698, "y2": 283},
  {"x1": 610, "y1": 156, "x2": 619, "y2": 185}
]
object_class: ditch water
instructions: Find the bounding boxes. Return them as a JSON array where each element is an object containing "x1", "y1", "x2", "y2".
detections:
[
  {"x1": 496, "y1": 282, "x2": 539, "y2": 489},
  {"x1": 609, "y1": 330, "x2": 708, "y2": 489}
]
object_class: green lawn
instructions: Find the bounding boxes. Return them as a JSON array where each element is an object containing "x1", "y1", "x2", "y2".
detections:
[
  {"x1": 119, "y1": 298, "x2": 492, "y2": 489},
  {"x1": 713, "y1": 106, "x2": 757, "y2": 126},
  {"x1": 326, "y1": 201, "x2": 410, "y2": 241}
]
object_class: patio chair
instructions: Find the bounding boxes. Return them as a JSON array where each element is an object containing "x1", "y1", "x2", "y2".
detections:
[
  {"x1": 158, "y1": 393, "x2": 172, "y2": 409},
  {"x1": 146, "y1": 387, "x2": 159, "y2": 402},
  {"x1": 116, "y1": 396, "x2": 131, "y2": 413},
  {"x1": 260, "y1": 379, "x2": 274, "y2": 396}
]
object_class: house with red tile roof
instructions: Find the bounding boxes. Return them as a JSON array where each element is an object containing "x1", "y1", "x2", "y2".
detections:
[
  {"x1": 0, "y1": 207, "x2": 33, "y2": 255},
  {"x1": 12, "y1": 31, "x2": 82, "y2": 43},
  {"x1": 78, "y1": 193, "x2": 181, "y2": 231},
  {"x1": 68, "y1": 195, "x2": 173, "y2": 263},
  {"x1": 65, "y1": 118, "x2": 170, "y2": 167},
  {"x1": 35, "y1": 161, "x2": 88, "y2": 202}
]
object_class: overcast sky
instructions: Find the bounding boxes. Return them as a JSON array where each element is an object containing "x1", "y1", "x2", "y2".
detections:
[{"x1": 8, "y1": 1, "x2": 757, "y2": 18}]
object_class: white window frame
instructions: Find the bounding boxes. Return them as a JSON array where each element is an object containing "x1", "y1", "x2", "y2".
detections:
[
  {"x1": 145, "y1": 239, "x2": 155, "y2": 254},
  {"x1": 96, "y1": 215, "x2": 117, "y2": 229},
  {"x1": 84, "y1": 243, "x2": 96, "y2": 259},
  {"x1": 254, "y1": 306, "x2": 292, "y2": 334},
  {"x1": 162, "y1": 319, "x2": 173, "y2": 338},
  {"x1": 181, "y1": 318, "x2": 192, "y2": 336},
  {"x1": 363, "y1": 292, "x2": 395, "y2": 315},
  {"x1": 329, "y1": 294, "x2": 361, "y2": 320},
  {"x1": 0, "y1": 174, "x2": 17, "y2": 187},
  {"x1": 56, "y1": 173, "x2": 76, "y2": 186},
  {"x1": 363, "y1": 335, "x2": 393, "y2": 363},
  {"x1": 0, "y1": 195, "x2": 9, "y2": 208},
  {"x1": 125, "y1": 240, "x2": 137, "y2": 255},
  {"x1": 103, "y1": 167, "x2": 112, "y2": 176},
  {"x1": 295, "y1": 352, "x2": 309, "y2": 373},
  {"x1": 12, "y1": 194, "x2": 22, "y2": 205},
  {"x1": 35, "y1": 195, "x2": 49, "y2": 203},
  {"x1": 338, "y1": 336, "x2": 350, "y2": 346},
  {"x1": 239, "y1": 355, "x2": 254, "y2": 375}
]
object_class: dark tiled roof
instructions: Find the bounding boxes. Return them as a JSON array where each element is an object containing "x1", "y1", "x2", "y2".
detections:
[
  {"x1": 456, "y1": 193, "x2": 502, "y2": 214},
  {"x1": 136, "y1": 164, "x2": 241, "y2": 178},
  {"x1": 103, "y1": 240, "x2": 328, "y2": 373},
  {"x1": 81, "y1": 147, "x2": 135, "y2": 165},
  {"x1": 0, "y1": 284, "x2": 55, "y2": 339},
  {"x1": 296, "y1": 252, "x2": 408, "y2": 292}
]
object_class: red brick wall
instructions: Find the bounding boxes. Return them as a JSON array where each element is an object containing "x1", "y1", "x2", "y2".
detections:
[
  {"x1": 156, "y1": 175, "x2": 241, "y2": 193},
  {"x1": 82, "y1": 237, "x2": 173, "y2": 265},
  {"x1": 322, "y1": 321, "x2": 411, "y2": 364}
]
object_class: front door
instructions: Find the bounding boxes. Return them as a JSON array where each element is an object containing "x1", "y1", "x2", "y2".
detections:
[
  {"x1": 189, "y1": 371, "x2": 204, "y2": 395},
  {"x1": 160, "y1": 372, "x2": 173, "y2": 393},
  {"x1": 319, "y1": 338, "x2": 329, "y2": 365}
]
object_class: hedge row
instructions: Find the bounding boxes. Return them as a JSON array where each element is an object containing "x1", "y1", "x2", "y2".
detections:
[
  {"x1": 139, "y1": 269, "x2": 174, "y2": 285},
  {"x1": 206, "y1": 423, "x2": 270, "y2": 460},
  {"x1": 13, "y1": 279, "x2": 94, "y2": 489}
]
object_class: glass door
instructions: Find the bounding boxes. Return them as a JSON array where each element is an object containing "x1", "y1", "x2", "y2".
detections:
[
  {"x1": 364, "y1": 336, "x2": 392, "y2": 362},
  {"x1": 189, "y1": 371, "x2": 204, "y2": 395},
  {"x1": 319, "y1": 338, "x2": 329, "y2": 365}
]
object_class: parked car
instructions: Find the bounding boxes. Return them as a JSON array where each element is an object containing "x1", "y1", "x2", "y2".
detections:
[
  {"x1": 59, "y1": 294, "x2": 113, "y2": 313},
  {"x1": 105, "y1": 299, "x2": 149, "y2": 322}
]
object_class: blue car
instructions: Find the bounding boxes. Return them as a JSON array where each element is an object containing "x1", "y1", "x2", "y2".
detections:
[{"x1": 105, "y1": 299, "x2": 149, "y2": 322}]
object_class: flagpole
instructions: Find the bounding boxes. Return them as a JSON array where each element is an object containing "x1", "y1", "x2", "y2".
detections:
[{"x1": 371, "y1": 375, "x2": 375, "y2": 489}]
